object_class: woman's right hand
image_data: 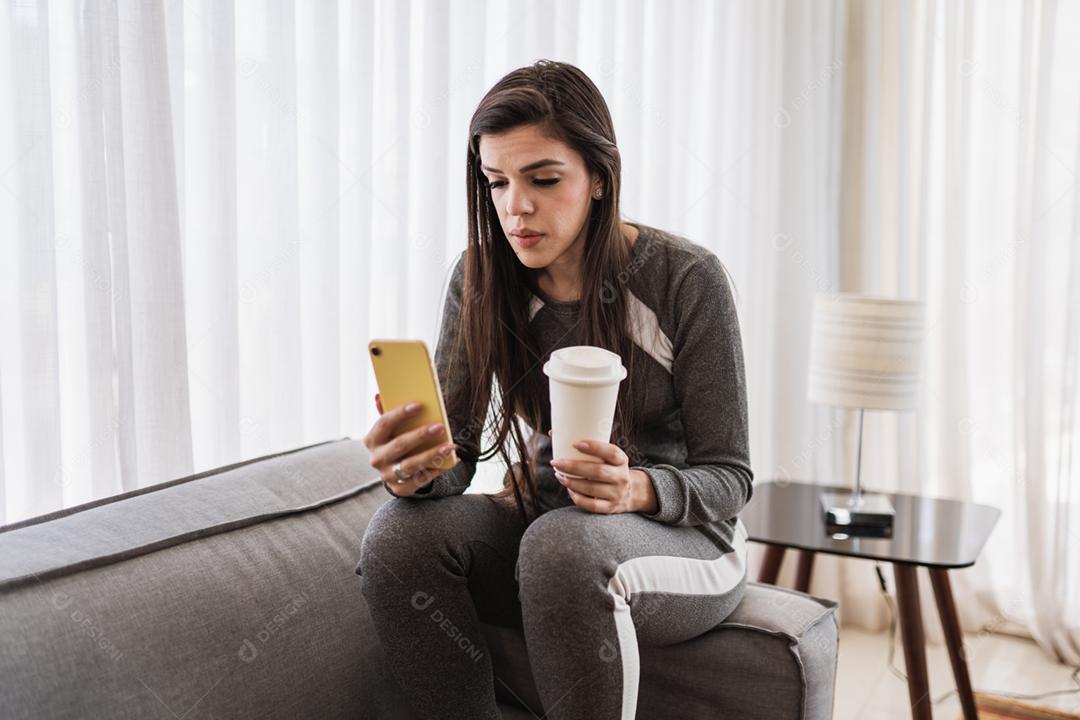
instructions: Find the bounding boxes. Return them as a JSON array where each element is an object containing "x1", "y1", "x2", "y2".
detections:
[{"x1": 363, "y1": 394, "x2": 458, "y2": 497}]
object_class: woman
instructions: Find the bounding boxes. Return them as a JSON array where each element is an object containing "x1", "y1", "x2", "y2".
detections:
[{"x1": 357, "y1": 60, "x2": 752, "y2": 720}]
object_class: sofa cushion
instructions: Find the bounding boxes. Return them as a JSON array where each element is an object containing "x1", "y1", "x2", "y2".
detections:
[
  {"x1": 483, "y1": 583, "x2": 838, "y2": 720},
  {"x1": 0, "y1": 439, "x2": 369, "y2": 590},
  {"x1": 0, "y1": 439, "x2": 421, "y2": 720}
]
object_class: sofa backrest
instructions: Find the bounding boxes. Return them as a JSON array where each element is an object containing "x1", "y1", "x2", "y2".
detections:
[{"x1": 0, "y1": 439, "x2": 414, "y2": 720}]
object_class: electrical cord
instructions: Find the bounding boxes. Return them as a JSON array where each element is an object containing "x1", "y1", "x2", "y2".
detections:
[
  {"x1": 872, "y1": 562, "x2": 1080, "y2": 706},
  {"x1": 873, "y1": 563, "x2": 911, "y2": 685}
]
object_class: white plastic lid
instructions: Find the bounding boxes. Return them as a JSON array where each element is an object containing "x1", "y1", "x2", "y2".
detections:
[{"x1": 543, "y1": 346, "x2": 627, "y2": 386}]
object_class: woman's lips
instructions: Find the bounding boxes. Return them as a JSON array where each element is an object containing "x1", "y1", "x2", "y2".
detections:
[{"x1": 513, "y1": 233, "x2": 544, "y2": 249}]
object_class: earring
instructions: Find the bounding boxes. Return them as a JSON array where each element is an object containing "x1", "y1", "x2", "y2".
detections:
[{"x1": 593, "y1": 187, "x2": 604, "y2": 199}]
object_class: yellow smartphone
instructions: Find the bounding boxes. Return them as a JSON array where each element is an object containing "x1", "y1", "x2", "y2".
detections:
[{"x1": 368, "y1": 339, "x2": 458, "y2": 469}]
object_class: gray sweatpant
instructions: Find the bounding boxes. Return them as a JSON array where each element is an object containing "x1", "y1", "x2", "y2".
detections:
[{"x1": 356, "y1": 493, "x2": 747, "y2": 720}]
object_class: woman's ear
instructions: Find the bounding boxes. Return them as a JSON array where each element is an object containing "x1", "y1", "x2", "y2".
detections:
[{"x1": 588, "y1": 171, "x2": 603, "y2": 198}]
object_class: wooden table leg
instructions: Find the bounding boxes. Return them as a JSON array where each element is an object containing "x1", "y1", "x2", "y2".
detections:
[
  {"x1": 757, "y1": 545, "x2": 786, "y2": 584},
  {"x1": 795, "y1": 550, "x2": 816, "y2": 593},
  {"x1": 894, "y1": 564, "x2": 932, "y2": 719},
  {"x1": 929, "y1": 568, "x2": 977, "y2": 720}
]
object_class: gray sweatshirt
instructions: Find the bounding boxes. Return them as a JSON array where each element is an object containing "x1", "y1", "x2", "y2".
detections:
[{"x1": 386, "y1": 223, "x2": 754, "y2": 554}]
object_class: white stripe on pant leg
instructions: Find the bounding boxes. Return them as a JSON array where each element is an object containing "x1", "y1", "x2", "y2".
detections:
[
  {"x1": 608, "y1": 591, "x2": 639, "y2": 720},
  {"x1": 605, "y1": 520, "x2": 748, "y2": 720}
]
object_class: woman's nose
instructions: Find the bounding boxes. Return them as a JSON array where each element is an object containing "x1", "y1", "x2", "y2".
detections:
[{"x1": 504, "y1": 183, "x2": 534, "y2": 216}]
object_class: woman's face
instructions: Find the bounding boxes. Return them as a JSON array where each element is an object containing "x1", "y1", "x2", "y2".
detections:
[{"x1": 478, "y1": 124, "x2": 599, "y2": 270}]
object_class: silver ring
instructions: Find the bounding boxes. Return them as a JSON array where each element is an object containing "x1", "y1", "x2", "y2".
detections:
[{"x1": 392, "y1": 462, "x2": 411, "y2": 484}]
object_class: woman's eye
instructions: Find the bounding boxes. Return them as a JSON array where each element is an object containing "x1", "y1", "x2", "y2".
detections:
[{"x1": 487, "y1": 179, "x2": 560, "y2": 190}]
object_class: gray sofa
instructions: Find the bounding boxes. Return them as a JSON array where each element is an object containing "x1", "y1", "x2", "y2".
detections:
[{"x1": 0, "y1": 439, "x2": 838, "y2": 719}]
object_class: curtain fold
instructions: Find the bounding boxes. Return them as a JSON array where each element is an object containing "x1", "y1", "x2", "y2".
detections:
[
  {"x1": 75, "y1": 1, "x2": 122, "y2": 502},
  {"x1": 1, "y1": 0, "x2": 1077, "y2": 664},
  {"x1": 184, "y1": 0, "x2": 240, "y2": 470},
  {"x1": 118, "y1": 0, "x2": 194, "y2": 490},
  {"x1": 5, "y1": 0, "x2": 62, "y2": 518}
]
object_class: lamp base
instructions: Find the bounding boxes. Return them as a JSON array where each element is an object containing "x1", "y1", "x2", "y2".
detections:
[{"x1": 820, "y1": 490, "x2": 895, "y2": 534}]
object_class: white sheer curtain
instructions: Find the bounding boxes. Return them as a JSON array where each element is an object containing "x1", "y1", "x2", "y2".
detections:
[
  {"x1": 790, "y1": 0, "x2": 1080, "y2": 665},
  {"x1": 1, "y1": 0, "x2": 1077, "y2": 663},
  {"x1": 1, "y1": 0, "x2": 824, "y2": 515}
]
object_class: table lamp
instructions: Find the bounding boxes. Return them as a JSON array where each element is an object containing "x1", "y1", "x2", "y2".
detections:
[{"x1": 807, "y1": 293, "x2": 924, "y2": 533}]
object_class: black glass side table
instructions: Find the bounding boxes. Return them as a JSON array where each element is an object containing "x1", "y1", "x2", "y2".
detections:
[{"x1": 741, "y1": 480, "x2": 1000, "y2": 720}]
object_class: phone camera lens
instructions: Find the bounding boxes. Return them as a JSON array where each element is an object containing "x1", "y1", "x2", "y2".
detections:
[{"x1": 371, "y1": 347, "x2": 381, "y2": 357}]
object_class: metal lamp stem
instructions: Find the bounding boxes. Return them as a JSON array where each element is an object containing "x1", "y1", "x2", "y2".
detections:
[
  {"x1": 852, "y1": 407, "x2": 865, "y2": 507},
  {"x1": 821, "y1": 405, "x2": 892, "y2": 531}
]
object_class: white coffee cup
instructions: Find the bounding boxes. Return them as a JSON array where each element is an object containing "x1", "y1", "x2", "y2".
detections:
[{"x1": 543, "y1": 346, "x2": 627, "y2": 478}]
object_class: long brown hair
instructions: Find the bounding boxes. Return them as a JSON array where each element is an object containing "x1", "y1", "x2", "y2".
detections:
[{"x1": 449, "y1": 60, "x2": 641, "y2": 526}]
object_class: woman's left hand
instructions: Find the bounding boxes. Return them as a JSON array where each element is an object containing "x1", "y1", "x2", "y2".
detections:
[{"x1": 550, "y1": 438, "x2": 658, "y2": 515}]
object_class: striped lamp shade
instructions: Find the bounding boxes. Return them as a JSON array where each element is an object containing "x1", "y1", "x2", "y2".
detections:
[{"x1": 807, "y1": 294, "x2": 924, "y2": 411}]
